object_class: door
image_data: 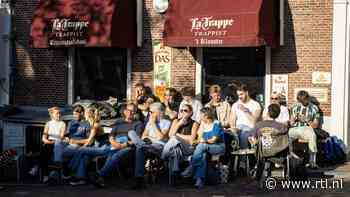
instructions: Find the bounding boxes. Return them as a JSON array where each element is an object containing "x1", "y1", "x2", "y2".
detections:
[{"x1": 203, "y1": 47, "x2": 266, "y2": 105}]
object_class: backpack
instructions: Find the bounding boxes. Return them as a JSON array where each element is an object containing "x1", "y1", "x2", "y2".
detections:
[
  {"x1": 324, "y1": 136, "x2": 347, "y2": 164},
  {"x1": 289, "y1": 154, "x2": 306, "y2": 180}
]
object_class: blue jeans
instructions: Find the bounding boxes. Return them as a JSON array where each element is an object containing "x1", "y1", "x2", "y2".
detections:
[
  {"x1": 191, "y1": 143, "x2": 225, "y2": 179},
  {"x1": 54, "y1": 140, "x2": 80, "y2": 162},
  {"x1": 128, "y1": 130, "x2": 164, "y2": 177},
  {"x1": 98, "y1": 147, "x2": 131, "y2": 177},
  {"x1": 237, "y1": 125, "x2": 255, "y2": 149},
  {"x1": 69, "y1": 145, "x2": 111, "y2": 179}
]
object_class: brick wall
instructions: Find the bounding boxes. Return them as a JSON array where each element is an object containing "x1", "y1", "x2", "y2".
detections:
[
  {"x1": 131, "y1": 0, "x2": 196, "y2": 99},
  {"x1": 272, "y1": 0, "x2": 333, "y2": 116},
  {"x1": 13, "y1": 0, "x2": 67, "y2": 106}
]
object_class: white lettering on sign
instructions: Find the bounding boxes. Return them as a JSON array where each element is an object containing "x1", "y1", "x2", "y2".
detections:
[
  {"x1": 52, "y1": 19, "x2": 89, "y2": 32},
  {"x1": 190, "y1": 16, "x2": 234, "y2": 31}
]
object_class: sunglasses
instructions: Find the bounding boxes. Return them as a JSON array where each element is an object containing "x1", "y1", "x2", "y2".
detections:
[
  {"x1": 271, "y1": 97, "x2": 279, "y2": 100},
  {"x1": 180, "y1": 109, "x2": 190, "y2": 113}
]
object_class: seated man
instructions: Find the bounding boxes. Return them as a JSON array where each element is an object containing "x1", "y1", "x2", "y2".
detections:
[
  {"x1": 128, "y1": 102, "x2": 171, "y2": 190},
  {"x1": 251, "y1": 104, "x2": 289, "y2": 185},
  {"x1": 262, "y1": 91, "x2": 289, "y2": 126},
  {"x1": 90, "y1": 102, "x2": 144, "y2": 187},
  {"x1": 289, "y1": 90, "x2": 320, "y2": 168},
  {"x1": 53, "y1": 105, "x2": 91, "y2": 173},
  {"x1": 230, "y1": 84, "x2": 261, "y2": 149}
]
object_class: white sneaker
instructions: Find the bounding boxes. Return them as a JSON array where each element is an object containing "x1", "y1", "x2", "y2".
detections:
[
  {"x1": 43, "y1": 176, "x2": 49, "y2": 183},
  {"x1": 28, "y1": 165, "x2": 39, "y2": 176},
  {"x1": 181, "y1": 166, "x2": 193, "y2": 178},
  {"x1": 69, "y1": 179, "x2": 86, "y2": 186}
]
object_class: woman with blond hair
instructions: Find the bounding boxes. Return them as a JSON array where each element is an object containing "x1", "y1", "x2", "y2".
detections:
[
  {"x1": 40, "y1": 106, "x2": 66, "y2": 183},
  {"x1": 68, "y1": 106, "x2": 109, "y2": 185}
]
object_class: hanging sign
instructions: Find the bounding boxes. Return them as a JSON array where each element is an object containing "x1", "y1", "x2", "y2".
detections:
[{"x1": 153, "y1": 41, "x2": 172, "y2": 101}]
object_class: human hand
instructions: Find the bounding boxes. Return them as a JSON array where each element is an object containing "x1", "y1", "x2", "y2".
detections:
[{"x1": 239, "y1": 104, "x2": 250, "y2": 113}]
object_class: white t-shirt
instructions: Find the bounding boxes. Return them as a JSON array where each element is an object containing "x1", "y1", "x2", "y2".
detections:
[
  {"x1": 232, "y1": 99, "x2": 261, "y2": 129},
  {"x1": 46, "y1": 120, "x2": 65, "y2": 141},
  {"x1": 262, "y1": 105, "x2": 290, "y2": 125},
  {"x1": 179, "y1": 99, "x2": 203, "y2": 123}
]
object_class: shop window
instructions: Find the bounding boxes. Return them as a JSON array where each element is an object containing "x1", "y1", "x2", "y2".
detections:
[
  {"x1": 203, "y1": 47, "x2": 265, "y2": 104},
  {"x1": 74, "y1": 48, "x2": 127, "y2": 101}
]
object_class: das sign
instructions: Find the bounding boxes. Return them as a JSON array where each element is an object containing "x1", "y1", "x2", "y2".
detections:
[{"x1": 153, "y1": 41, "x2": 172, "y2": 101}]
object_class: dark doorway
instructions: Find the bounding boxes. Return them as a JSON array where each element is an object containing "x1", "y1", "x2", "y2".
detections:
[
  {"x1": 203, "y1": 47, "x2": 266, "y2": 105},
  {"x1": 74, "y1": 48, "x2": 127, "y2": 101}
]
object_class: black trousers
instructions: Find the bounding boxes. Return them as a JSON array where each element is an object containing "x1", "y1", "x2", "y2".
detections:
[{"x1": 40, "y1": 144, "x2": 54, "y2": 176}]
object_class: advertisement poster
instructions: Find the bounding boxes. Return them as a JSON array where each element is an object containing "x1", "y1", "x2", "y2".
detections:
[
  {"x1": 153, "y1": 41, "x2": 172, "y2": 102},
  {"x1": 294, "y1": 88, "x2": 328, "y2": 103},
  {"x1": 272, "y1": 74, "x2": 288, "y2": 102}
]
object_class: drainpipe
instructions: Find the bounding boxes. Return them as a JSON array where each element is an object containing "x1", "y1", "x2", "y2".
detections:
[{"x1": 8, "y1": 0, "x2": 16, "y2": 105}]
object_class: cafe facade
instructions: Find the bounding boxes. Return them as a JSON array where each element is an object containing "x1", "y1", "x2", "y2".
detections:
[{"x1": 0, "y1": 0, "x2": 349, "y2": 147}]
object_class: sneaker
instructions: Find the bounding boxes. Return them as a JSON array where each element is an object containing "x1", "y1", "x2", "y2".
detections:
[
  {"x1": 42, "y1": 176, "x2": 49, "y2": 184},
  {"x1": 181, "y1": 165, "x2": 193, "y2": 178},
  {"x1": 194, "y1": 178, "x2": 204, "y2": 189},
  {"x1": 62, "y1": 174, "x2": 72, "y2": 180},
  {"x1": 305, "y1": 163, "x2": 319, "y2": 169},
  {"x1": 28, "y1": 165, "x2": 39, "y2": 176},
  {"x1": 69, "y1": 178, "x2": 86, "y2": 186}
]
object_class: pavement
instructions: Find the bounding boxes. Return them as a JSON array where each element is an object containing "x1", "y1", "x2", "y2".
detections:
[{"x1": 1, "y1": 162, "x2": 350, "y2": 197}]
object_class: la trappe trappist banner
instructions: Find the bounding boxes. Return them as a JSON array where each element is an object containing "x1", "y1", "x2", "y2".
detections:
[
  {"x1": 164, "y1": 0, "x2": 277, "y2": 47},
  {"x1": 31, "y1": 0, "x2": 136, "y2": 48}
]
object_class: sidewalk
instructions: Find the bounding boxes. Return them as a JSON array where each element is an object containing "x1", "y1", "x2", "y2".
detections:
[{"x1": 1, "y1": 162, "x2": 350, "y2": 196}]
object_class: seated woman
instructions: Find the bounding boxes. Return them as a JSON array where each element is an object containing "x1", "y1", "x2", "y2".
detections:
[
  {"x1": 68, "y1": 107, "x2": 107, "y2": 186},
  {"x1": 181, "y1": 107, "x2": 225, "y2": 188},
  {"x1": 41, "y1": 106, "x2": 66, "y2": 183},
  {"x1": 161, "y1": 104, "x2": 199, "y2": 178}
]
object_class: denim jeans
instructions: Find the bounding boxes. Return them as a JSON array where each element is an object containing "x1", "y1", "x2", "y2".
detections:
[
  {"x1": 53, "y1": 140, "x2": 80, "y2": 162},
  {"x1": 128, "y1": 130, "x2": 164, "y2": 177},
  {"x1": 237, "y1": 125, "x2": 255, "y2": 149},
  {"x1": 69, "y1": 144, "x2": 111, "y2": 179},
  {"x1": 98, "y1": 147, "x2": 131, "y2": 177},
  {"x1": 191, "y1": 143, "x2": 225, "y2": 179},
  {"x1": 162, "y1": 136, "x2": 194, "y2": 174}
]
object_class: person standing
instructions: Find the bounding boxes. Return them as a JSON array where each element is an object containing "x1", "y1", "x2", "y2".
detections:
[{"x1": 205, "y1": 84, "x2": 231, "y2": 129}]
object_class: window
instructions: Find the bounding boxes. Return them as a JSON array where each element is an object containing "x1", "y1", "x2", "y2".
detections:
[{"x1": 74, "y1": 48, "x2": 127, "y2": 101}]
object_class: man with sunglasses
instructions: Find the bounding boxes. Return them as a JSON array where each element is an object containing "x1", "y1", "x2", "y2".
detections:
[
  {"x1": 262, "y1": 92, "x2": 290, "y2": 126},
  {"x1": 90, "y1": 102, "x2": 144, "y2": 188}
]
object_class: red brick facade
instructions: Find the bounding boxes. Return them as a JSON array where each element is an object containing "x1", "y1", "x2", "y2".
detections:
[
  {"x1": 14, "y1": 0, "x2": 67, "y2": 106},
  {"x1": 13, "y1": 0, "x2": 333, "y2": 117},
  {"x1": 271, "y1": 0, "x2": 333, "y2": 116}
]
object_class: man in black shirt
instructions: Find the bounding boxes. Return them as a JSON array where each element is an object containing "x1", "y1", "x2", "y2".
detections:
[{"x1": 91, "y1": 103, "x2": 144, "y2": 187}]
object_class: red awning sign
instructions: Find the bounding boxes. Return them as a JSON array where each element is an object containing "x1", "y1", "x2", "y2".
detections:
[
  {"x1": 164, "y1": 0, "x2": 278, "y2": 47},
  {"x1": 30, "y1": 0, "x2": 136, "y2": 48}
]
